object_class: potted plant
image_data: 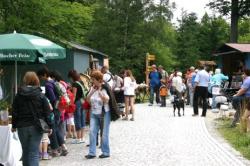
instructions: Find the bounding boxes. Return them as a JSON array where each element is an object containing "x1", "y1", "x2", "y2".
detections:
[{"x1": 0, "y1": 100, "x2": 9, "y2": 125}]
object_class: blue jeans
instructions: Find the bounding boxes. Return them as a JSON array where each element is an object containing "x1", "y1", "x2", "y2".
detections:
[
  {"x1": 88, "y1": 111, "x2": 111, "y2": 156},
  {"x1": 74, "y1": 100, "x2": 86, "y2": 131},
  {"x1": 18, "y1": 126, "x2": 42, "y2": 166},
  {"x1": 212, "y1": 95, "x2": 217, "y2": 109},
  {"x1": 149, "y1": 86, "x2": 160, "y2": 104}
]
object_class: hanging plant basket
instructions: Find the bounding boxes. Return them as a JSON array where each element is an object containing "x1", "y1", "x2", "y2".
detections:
[{"x1": 0, "y1": 100, "x2": 9, "y2": 125}]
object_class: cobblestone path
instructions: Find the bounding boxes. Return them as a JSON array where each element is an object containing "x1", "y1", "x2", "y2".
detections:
[{"x1": 41, "y1": 104, "x2": 247, "y2": 166}]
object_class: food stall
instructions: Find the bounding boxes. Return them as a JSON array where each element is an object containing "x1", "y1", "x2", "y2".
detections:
[{"x1": 213, "y1": 43, "x2": 250, "y2": 89}]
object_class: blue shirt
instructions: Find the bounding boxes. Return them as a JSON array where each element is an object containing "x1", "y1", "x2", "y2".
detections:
[
  {"x1": 210, "y1": 74, "x2": 229, "y2": 86},
  {"x1": 191, "y1": 74, "x2": 197, "y2": 87},
  {"x1": 149, "y1": 71, "x2": 161, "y2": 87},
  {"x1": 194, "y1": 70, "x2": 210, "y2": 87},
  {"x1": 241, "y1": 77, "x2": 250, "y2": 97}
]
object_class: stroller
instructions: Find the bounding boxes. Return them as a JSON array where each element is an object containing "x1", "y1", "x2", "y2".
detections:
[{"x1": 114, "y1": 90, "x2": 125, "y2": 116}]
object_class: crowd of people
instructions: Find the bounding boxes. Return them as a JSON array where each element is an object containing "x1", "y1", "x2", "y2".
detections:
[
  {"x1": 11, "y1": 66, "x2": 137, "y2": 166},
  {"x1": 9, "y1": 62, "x2": 250, "y2": 166},
  {"x1": 148, "y1": 64, "x2": 250, "y2": 127}
]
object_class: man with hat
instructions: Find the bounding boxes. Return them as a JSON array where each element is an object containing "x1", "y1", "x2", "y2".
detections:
[{"x1": 148, "y1": 64, "x2": 162, "y2": 106}]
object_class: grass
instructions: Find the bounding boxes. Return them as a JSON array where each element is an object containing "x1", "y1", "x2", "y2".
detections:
[{"x1": 217, "y1": 118, "x2": 250, "y2": 160}]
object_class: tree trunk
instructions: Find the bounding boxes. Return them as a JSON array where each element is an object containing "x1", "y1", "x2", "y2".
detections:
[{"x1": 230, "y1": 0, "x2": 239, "y2": 43}]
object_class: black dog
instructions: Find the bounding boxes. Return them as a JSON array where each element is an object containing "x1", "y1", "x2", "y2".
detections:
[{"x1": 172, "y1": 95, "x2": 185, "y2": 117}]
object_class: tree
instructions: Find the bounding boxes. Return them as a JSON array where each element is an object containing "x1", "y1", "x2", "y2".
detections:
[
  {"x1": 175, "y1": 12, "x2": 200, "y2": 70},
  {"x1": 208, "y1": 0, "x2": 250, "y2": 42},
  {"x1": 198, "y1": 14, "x2": 229, "y2": 59},
  {"x1": 87, "y1": 0, "x2": 176, "y2": 81},
  {"x1": 0, "y1": 0, "x2": 94, "y2": 44},
  {"x1": 238, "y1": 19, "x2": 250, "y2": 43}
]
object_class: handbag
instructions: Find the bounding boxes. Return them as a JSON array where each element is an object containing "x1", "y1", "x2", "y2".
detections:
[
  {"x1": 30, "y1": 98, "x2": 51, "y2": 133},
  {"x1": 38, "y1": 119, "x2": 50, "y2": 133}
]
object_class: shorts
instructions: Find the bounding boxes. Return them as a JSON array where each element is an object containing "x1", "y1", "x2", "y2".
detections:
[
  {"x1": 41, "y1": 133, "x2": 49, "y2": 143},
  {"x1": 124, "y1": 95, "x2": 135, "y2": 97},
  {"x1": 67, "y1": 117, "x2": 75, "y2": 125}
]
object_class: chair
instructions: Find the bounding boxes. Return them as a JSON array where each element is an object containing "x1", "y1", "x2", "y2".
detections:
[
  {"x1": 215, "y1": 96, "x2": 229, "y2": 118},
  {"x1": 211, "y1": 85, "x2": 229, "y2": 118}
]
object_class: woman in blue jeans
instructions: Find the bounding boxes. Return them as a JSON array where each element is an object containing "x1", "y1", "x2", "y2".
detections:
[
  {"x1": 12, "y1": 72, "x2": 52, "y2": 166},
  {"x1": 85, "y1": 70, "x2": 111, "y2": 159},
  {"x1": 68, "y1": 70, "x2": 87, "y2": 144}
]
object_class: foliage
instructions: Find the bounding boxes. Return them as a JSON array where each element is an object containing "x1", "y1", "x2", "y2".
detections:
[
  {"x1": 174, "y1": 12, "x2": 200, "y2": 70},
  {"x1": 86, "y1": 0, "x2": 177, "y2": 82},
  {"x1": 198, "y1": 14, "x2": 229, "y2": 58},
  {"x1": 238, "y1": 19, "x2": 250, "y2": 43},
  {"x1": 208, "y1": 0, "x2": 250, "y2": 42},
  {"x1": 208, "y1": 0, "x2": 250, "y2": 17},
  {"x1": 0, "y1": 0, "x2": 245, "y2": 82},
  {"x1": 0, "y1": 0, "x2": 95, "y2": 44},
  {"x1": 0, "y1": 100, "x2": 9, "y2": 110},
  {"x1": 217, "y1": 118, "x2": 250, "y2": 160}
]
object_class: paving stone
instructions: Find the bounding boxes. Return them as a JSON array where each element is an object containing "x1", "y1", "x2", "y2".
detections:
[{"x1": 40, "y1": 103, "x2": 248, "y2": 166}]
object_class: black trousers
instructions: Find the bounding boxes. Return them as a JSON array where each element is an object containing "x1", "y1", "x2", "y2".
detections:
[
  {"x1": 193, "y1": 86, "x2": 208, "y2": 116},
  {"x1": 161, "y1": 96, "x2": 166, "y2": 106},
  {"x1": 186, "y1": 85, "x2": 190, "y2": 104}
]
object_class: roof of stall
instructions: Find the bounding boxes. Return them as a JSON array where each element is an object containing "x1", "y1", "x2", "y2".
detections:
[
  {"x1": 68, "y1": 42, "x2": 108, "y2": 58},
  {"x1": 213, "y1": 43, "x2": 250, "y2": 56}
]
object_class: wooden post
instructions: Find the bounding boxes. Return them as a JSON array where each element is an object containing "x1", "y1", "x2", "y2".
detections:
[
  {"x1": 146, "y1": 53, "x2": 149, "y2": 86},
  {"x1": 145, "y1": 53, "x2": 156, "y2": 85}
]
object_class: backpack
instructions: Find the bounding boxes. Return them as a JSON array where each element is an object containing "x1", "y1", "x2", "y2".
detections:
[
  {"x1": 75, "y1": 81, "x2": 88, "y2": 99},
  {"x1": 102, "y1": 83, "x2": 120, "y2": 121},
  {"x1": 75, "y1": 81, "x2": 90, "y2": 110},
  {"x1": 54, "y1": 81, "x2": 76, "y2": 113},
  {"x1": 65, "y1": 89, "x2": 76, "y2": 113}
]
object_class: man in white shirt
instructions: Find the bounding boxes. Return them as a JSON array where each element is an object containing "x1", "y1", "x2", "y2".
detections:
[
  {"x1": 101, "y1": 66, "x2": 114, "y2": 89},
  {"x1": 193, "y1": 66, "x2": 210, "y2": 117}
]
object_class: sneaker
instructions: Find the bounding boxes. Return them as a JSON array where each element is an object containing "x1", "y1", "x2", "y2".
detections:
[
  {"x1": 71, "y1": 139, "x2": 81, "y2": 144},
  {"x1": 51, "y1": 151, "x2": 60, "y2": 157},
  {"x1": 99, "y1": 154, "x2": 110, "y2": 159},
  {"x1": 212, "y1": 109, "x2": 219, "y2": 113},
  {"x1": 122, "y1": 117, "x2": 128, "y2": 121},
  {"x1": 66, "y1": 134, "x2": 72, "y2": 139},
  {"x1": 42, "y1": 152, "x2": 52, "y2": 160},
  {"x1": 79, "y1": 139, "x2": 85, "y2": 144},
  {"x1": 130, "y1": 118, "x2": 134, "y2": 121},
  {"x1": 85, "y1": 155, "x2": 96, "y2": 159},
  {"x1": 60, "y1": 149, "x2": 69, "y2": 156},
  {"x1": 148, "y1": 103, "x2": 153, "y2": 106},
  {"x1": 39, "y1": 152, "x2": 43, "y2": 160}
]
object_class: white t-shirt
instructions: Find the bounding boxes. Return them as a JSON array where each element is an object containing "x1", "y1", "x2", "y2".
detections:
[
  {"x1": 123, "y1": 77, "x2": 137, "y2": 96},
  {"x1": 172, "y1": 76, "x2": 183, "y2": 93},
  {"x1": 103, "y1": 72, "x2": 114, "y2": 88},
  {"x1": 90, "y1": 89, "x2": 110, "y2": 115}
]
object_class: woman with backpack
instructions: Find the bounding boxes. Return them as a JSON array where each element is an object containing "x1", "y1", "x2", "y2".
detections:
[
  {"x1": 123, "y1": 70, "x2": 137, "y2": 121},
  {"x1": 37, "y1": 67, "x2": 63, "y2": 157},
  {"x1": 50, "y1": 71, "x2": 70, "y2": 155},
  {"x1": 12, "y1": 71, "x2": 52, "y2": 166},
  {"x1": 85, "y1": 70, "x2": 111, "y2": 159},
  {"x1": 68, "y1": 70, "x2": 87, "y2": 144}
]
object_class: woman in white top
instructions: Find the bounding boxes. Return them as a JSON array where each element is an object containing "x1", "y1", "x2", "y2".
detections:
[
  {"x1": 123, "y1": 70, "x2": 137, "y2": 121},
  {"x1": 85, "y1": 70, "x2": 111, "y2": 159}
]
